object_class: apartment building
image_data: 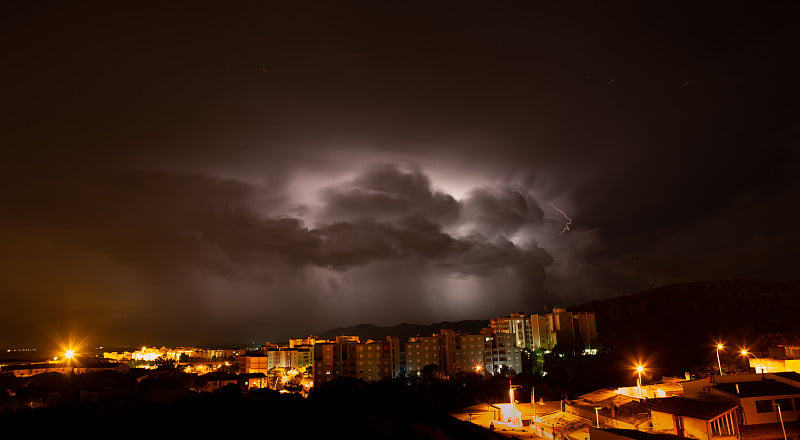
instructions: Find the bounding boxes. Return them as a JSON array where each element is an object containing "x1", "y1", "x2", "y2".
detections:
[{"x1": 491, "y1": 308, "x2": 598, "y2": 352}]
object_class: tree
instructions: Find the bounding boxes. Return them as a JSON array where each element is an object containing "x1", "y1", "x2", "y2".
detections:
[
  {"x1": 498, "y1": 365, "x2": 516, "y2": 378},
  {"x1": 155, "y1": 355, "x2": 176, "y2": 370}
]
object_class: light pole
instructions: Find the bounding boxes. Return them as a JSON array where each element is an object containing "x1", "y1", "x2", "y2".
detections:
[
  {"x1": 716, "y1": 343, "x2": 724, "y2": 375},
  {"x1": 636, "y1": 364, "x2": 645, "y2": 398},
  {"x1": 509, "y1": 381, "x2": 518, "y2": 426},
  {"x1": 594, "y1": 407, "x2": 602, "y2": 428},
  {"x1": 740, "y1": 349, "x2": 763, "y2": 374},
  {"x1": 64, "y1": 348, "x2": 76, "y2": 376},
  {"x1": 774, "y1": 403, "x2": 787, "y2": 440}
]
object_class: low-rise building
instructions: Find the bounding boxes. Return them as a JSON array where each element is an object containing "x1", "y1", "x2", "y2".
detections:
[
  {"x1": 240, "y1": 372, "x2": 270, "y2": 390},
  {"x1": 197, "y1": 372, "x2": 238, "y2": 392},
  {"x1": 239, "y1": 354, "x2": 270, "y2": 375},
  {"x1": 681, "y1": 373, "x2": 800, "y2": 426},
  {"x1": 646, "y1": 397, "x2": 740, "y2": 440}
]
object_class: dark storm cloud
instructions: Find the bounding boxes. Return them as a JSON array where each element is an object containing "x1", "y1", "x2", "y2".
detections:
[
  {"x1": 309, "y1": 217, "x2": 460, "y2": 268},
  {"x1": 320, "y1": 163, "x2": 459, "y2": 224},
  {"x1": 313, "y1": 165, "x2": 555, "y2": 282},
  {"x1": 440, "y1": 235, "x2": 551, "y2": 279},
  {"x1": 461, "y1": 187, "x2": 545, "y2": 237},
  {"x1": 1, "y1": 163, "x2": 561, "y2": 345},
  {"x1": 1, "y1": 1, "x2": 798, "y2": 345}
]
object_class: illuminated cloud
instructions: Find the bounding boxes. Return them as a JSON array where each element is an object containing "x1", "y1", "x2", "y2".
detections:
[{"x1": 0, "y1": 1, "x2": 796, "y2": 345}]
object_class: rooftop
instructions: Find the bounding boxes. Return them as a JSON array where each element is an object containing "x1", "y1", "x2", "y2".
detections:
[
  {"x1": 772, "y1": 372, "x2": 800, "y2": 383},
  {"x1": 516, "y1": 401, "x2": 563, "y2": 417},
  {"x1": 645, "y1": 397, "x2": 738, "y2": 421},
  {"x1": 715, "y1": 379, "x2": 800, "y2": 397},
  {"x1": 597, "y1": 428, "x2": 683, "y2": 440},
  {"x1": 538, "y1": 410, "x2": 593, "y2": 432}
]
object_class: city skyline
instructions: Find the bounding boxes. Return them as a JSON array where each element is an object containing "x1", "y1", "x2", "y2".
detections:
[{"x1": 2, "y1": 2, "x2": 799, "y2": 346}]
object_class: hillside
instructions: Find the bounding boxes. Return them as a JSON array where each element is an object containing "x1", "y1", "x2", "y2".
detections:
[{"x1": 573, "y1": 279, "x2": 800, "y2": 373}]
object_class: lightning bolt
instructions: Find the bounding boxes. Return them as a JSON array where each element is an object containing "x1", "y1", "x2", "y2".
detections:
[{"x1": 548, "y1": 202, "x2": 573, "y2": 236}]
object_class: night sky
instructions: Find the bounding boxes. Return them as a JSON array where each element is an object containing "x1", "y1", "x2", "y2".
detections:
[{"x1": 2, "y1": 1, "x2": 798, "y2": 346}]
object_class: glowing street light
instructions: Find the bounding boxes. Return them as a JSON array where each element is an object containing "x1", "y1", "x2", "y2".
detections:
[
  {"x1": 635, "y1": 364, "x2": 645, "y2": 398},
  {"x1": 715, "y1": 343, "x2": 724, "y2": 375},
  {"x1": 509, "y1": 381, "x2": 520, "y2": 426},
  {"x1": 740, "y1": 348, "x2": 764, "y2": 373}
]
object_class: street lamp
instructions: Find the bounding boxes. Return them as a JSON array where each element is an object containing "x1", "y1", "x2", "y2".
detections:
[
  {"x1": 740, "y1": 349, "x2": 763, "y2": 374},
  {"x1": 715, "y1": 343, "x2": 724, "y2": 375},
  {"x1": 507, "y1": 381, "x2": 525, "y2": 427},
  {"x1": 509, "y1": 381, "x2": 517, "y2": 426},
  {"x1": 635, "y1": 364, "x2": 645, "y2": 398}
]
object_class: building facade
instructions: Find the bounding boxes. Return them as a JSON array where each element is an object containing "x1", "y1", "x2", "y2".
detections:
[{"x1": 490, "y1": 308, "x2": 598, "y2": 352}]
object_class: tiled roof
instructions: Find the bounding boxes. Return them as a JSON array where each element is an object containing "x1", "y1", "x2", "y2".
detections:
[
  {"x1": 579, "y1": 388, "x2": 620, "y2": 403},
  {"x1": 608, "y1": 401, "x2": 653, "y2": 426},
  {"x1": 645, "y1": 397, "x2": 738, "y2": 421}
]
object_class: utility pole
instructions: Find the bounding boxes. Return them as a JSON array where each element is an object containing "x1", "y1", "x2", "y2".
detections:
[{"x1": 774, "y1": 403, "x2": 787, "y2": 440}]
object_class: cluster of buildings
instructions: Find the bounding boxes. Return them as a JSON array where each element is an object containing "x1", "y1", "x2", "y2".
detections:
[
  {"x1": 740, "y1": 345, "x2": 800, "y2": 375},
  {"x1": 1, "y1": 309, "x2": 598, "y2": 384},
  {"x1": 238, "y1": 339, "x2": 317, "y2": 379},
  {"x1": 103, "y1": 346, "x2": 245, "y2": 364},
  {"x1": 490, "y1": 308, "x2": 598, "y2": 353},
  {"x1": 312, "y1": 308, "x2": 598, "y2": 385},
  {"x1": 455, "y1": 372, "x2": 800, "y2": 440}
]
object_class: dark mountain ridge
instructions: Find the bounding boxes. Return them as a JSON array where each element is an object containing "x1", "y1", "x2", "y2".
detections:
[
  {"x1": 316, "y1": 320, "x2": 490, "y2": 341},
  {"x1": 573, "y1": 279, "x2": 800, "y2": 372}
]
